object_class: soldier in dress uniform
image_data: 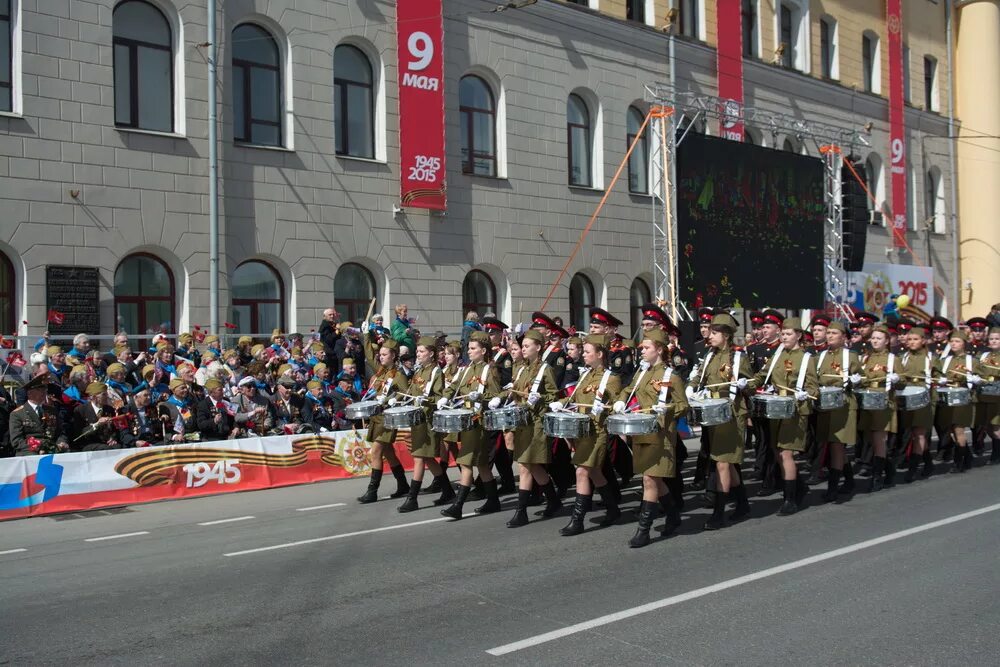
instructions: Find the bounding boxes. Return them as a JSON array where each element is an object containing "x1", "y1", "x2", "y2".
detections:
[
  {"x1": 691, "y1": 307, "x2": 715, "y2": 366},
  {"x1": 589, "y1": 308, "x2": 633, "y2": 380},
  {"x1": 892, "y1": 318, "x2": 914, "y2": 354},
  {"x1": 72, "y1": 382, "x2": 122, "y2": 451},
  {"x1": 356, "y1": 338, "x2": 411, "y2": 504},
  {"x1": 747, "y1": 309, "x2": 785, "y2": 495},
  {"x1": 9, "y1": 374, "x2": 70, "y2": 455},
  {"x1": 611, "y1": 328, "x2": 688, "y2": 548},
  {"x1": 481, "y1": 316, "x2": 517, "y2": 495},
  {"x1": 850, "y1": 312, "x2": 879, "y2": 354},
  {"x1": 810, "y1": 315, "x2": 831, "y2": 353},
  {"x1": 747, "y1": 310, "x2": 765, "y2": 345},
  {"x1": 752, "y1": 317, "x2": 818, "y2": 515},
  {"x1": 804, "y1": 314, "x2": 832, "y2": 481},
  {"x1": 529, "y1": 312, "x2": 574, "y2": 496},
  {"x1": 928, "y1": 316, "x2": 956, "y2": 461},
  {"x1": 898, "y1": 327, "x2": 940, "y2": 482},
  {"x1": 196, "y1": 378, "x2": 239, "y2": 441},
  {"x1": 966, "y1": 317, "x2": 990, "y2": 355},
  {"x1": 813, "y1": 322, "x2": 865, "y2": 502},
  {"x1": 935, "y1": 329, "x2": 983, "y2": 472},
  {"x1": 976, "y1": 327, "x2": 1000, "y2": 464},
  {"x1": 858, "y1": 324, "x2": 901, "y2": 490}
]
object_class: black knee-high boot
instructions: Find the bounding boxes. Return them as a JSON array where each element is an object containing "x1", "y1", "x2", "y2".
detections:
[
  {"x1": 596, "y1": 484, "x2": 620, "y2": 526},
  {"x1": 729, "y1": 484, "x2": 750, "y2": 521},
  {"x1": 822, "y1": 469, "x2": 842, "y2": 503},
  {"x1": 389, "y1": 464, "x2": 409, "y2": 498},
  {"x1": 839, "y1": 462, "x2": 855, "y2": 495},
  {"x1": 703, "y1": 491, "x2": 729, "y2": 530},
  {"x1": 657, "y1": 492, "x2": 681, "y2": 536},
  {"x1": 921, "y1": 449, "x2": 935, "y2": 478},
  {"x1": 507, "y1": 489, "x2": 531, "y2": 527},
  {"x1": 474, "y1": 479, "x2": 502, "y2": 514},
  {"x1": 990, "y1": 438, "x2": 1000, "y2": 465},
  {"x1": 433, "y1": 472, "x2": 456, "y2": 506},
  {"x1": 870, "y1": 456, "x2": 886, "y2": 492},
  {"x1": 357, "y1": 469, "x2": 383, "y2": 503},
  {"x1": 665, "y1": 475, "x2": 685, "y2": 512},
  {"x1": 440, "y1": 484, "x2": 471, "y2": 519},
  {"x1": 397, "y1": 479, "x2": 422, "y2": 512},
  {"x1": 560, "y1": 493, "x2": 592, "y2": 536},
  {"x1": 778, "y1": 479, "x2": 799, "y2": 516},
  {"x1": 628, "y1": 500, "x2": 658, "y2": 548},
  {"x1": 540, "y1": 481, "x2": 562, "y2": 517}
]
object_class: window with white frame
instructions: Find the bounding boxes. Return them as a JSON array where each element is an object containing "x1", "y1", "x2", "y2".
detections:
[
  {"x1": 0, "y1": 0, "x2": 16, "y2": 113},
  {"x1": 819, "y1": 16, "x2": 838, "y2": 80},
  {"x1": 924, "y1": 55, "x2": 939, "y2": 111},
  {"x1": 864, "y1": 153, "x2": 885, "y2": 223},
  {"x1": 113, "y1": 1, "x2": 175, "y2": 132},
  {"x1": 678, "y1": 0, "x2": 703, "y2": 40},
  {"x1": 232, "y1": 23, "x2": 283, "y2": 146},
  {"x1": 902, "y1": 44, "x2": 911, "y2": 103},
  {"x1": 742, "y1": 0, "x2": 758, "y2": 58},
  {"x1": 926, "y1": 167, "x2": 945, "y2": 233},
  {"x1": 626, "y1": 105, "x2": 649, "y2": 194},
  {"x1": 776, "y1": 1, "x2": 808, "y2": 72},
  {"x1": 334, "y1": 44, "x2": 375, "y2": 158},
  {"x1": 567, "y1": 92, "x2": 603, "y2": 188},
  {"x1": 862, "y1": 31, "x2": 881, "y2": 94}
]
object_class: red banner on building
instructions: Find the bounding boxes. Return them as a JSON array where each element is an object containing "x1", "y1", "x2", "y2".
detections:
[
  {"x1": 715, "y1": 0, "x2": 744, "y2": 141},
  {"x1": 886, "y1": 0, "x2": 907, "y2": 247},
  {"x1": 397, "y1": 0, "x2": 446, "y2": 210}
]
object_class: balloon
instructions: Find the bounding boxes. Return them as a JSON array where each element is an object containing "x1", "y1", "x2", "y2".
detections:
[{"x1": 896, "y1": 294, "x2": 911, "y2": 310}]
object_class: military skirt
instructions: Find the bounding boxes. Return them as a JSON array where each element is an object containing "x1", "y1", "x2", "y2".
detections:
[
  {"x1": 935, "y1": 403, "x2": 974, "y2": 429},
  {"x1": 631, "y1": 416, "x2": 676, "y2": 477},
  {"x1": 570, "y1": 416, "x2": 608, "y2": 468},
  {"x1": 975, "y1": 394, "x2": 1000, "y2": 427},
  {"x1": 816, "y1": 396, "x2": 858, "y2": 445},
  {"x1": 408, "y1": 415, "x2": 438, "y2": 458},
  {"x1": 364, "y1": 415, "x2": 397, "y2": 446},
  {"x1": 770, "y1": 414, "x2": 809, "y2": 452},
  {"x1": 513, "y1": 417, "x2": 551, "y2": 465}
]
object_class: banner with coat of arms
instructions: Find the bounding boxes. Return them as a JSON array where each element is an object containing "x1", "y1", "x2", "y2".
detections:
[{"x1": 846, "y1": 262, "x2": 933, "y2": 314}]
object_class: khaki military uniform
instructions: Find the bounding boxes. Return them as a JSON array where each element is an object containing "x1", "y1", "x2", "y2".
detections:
[
  {"x1": 976, "y1": 351, "x2": 1000, "y2": 427},
  {"x1": 858, "y1": 350, "x2": 898, "y2": 433},
  {"x1": 897, "y1": 351, "x2": 939, "y2": 430},
  {"x1": 448, "y1": 360, "x2": 500, "y2": 467},
  {"x1": 814, "y1": 347, "x2": 863, "y2": 445},
  {"x1": 406, "y1": 364, "x2": 444, "y2": 458},
  {"x1": 753, "y1": 347, "x2": 818, "y2": 452},
  {"x1": 936, "y1": 352, "x2": 978, "y2": 429},
  {"x1": 510, "y1": 359, "x2": 558, "y2": 465},
  {"x1": 556, "y1": 364, "x2": 621, "y2": 468},
  {"x1": 364, "y1": 366, "x2": 409, "y2": 445},
  {"x1": 617, "y1": 362, "x2": 688, "y2": 477},
  {"x1": 694, "y1": 347, "x2": 753, "y2": 464}
]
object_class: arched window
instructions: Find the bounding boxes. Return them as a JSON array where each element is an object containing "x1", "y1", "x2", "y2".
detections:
[
  {"x1": 567, "y1": 94, "x2": 592, "y2": 187},
  {"x1": 626, "y1": 106, "x2": 648, "y2": 194},
  {"x1": 865, "y1": 153, "x2": 884, "y2": 221},
  {"x1": 334, "y1": 262, "x2": 376, "y2": 324},
  {"x1": 568, "y1": 273, "x2": 595, "y2": 332},
  {"x1": 0, "y1": 249, "x2": 14, "y2": 335},
  {"x1": 629, "y1": 277, "x2": 652, "y2": 338},
  {"x1": 113, "y1": 0, "x2": 173, "y2": 132},
  {"x1": 459, "y1": 75, "x2": 496, "y2": 177},
  {"x1": 462, "y1": 269, "x2": 496, "y2": 318},
  {"x1": 232, "y1": 23, "x2": 281, "y2": 146},
  {"x1": 231, "y1": 261, "x2": 284, "y2": 334},
  {"x1": 334, "y1": 44, "x2": 374, "y2": 158},
  {"x1": 114, "y1": 253, "x2": 175, "y2": 337}
]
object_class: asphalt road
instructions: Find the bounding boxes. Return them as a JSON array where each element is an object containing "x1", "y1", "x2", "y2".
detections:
[{"x1": 2, "y1": 445, "x2": 999, "y2": 666}]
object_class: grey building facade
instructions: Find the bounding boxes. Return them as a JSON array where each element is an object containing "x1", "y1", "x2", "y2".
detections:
[{"x1": 0, "y1": 0, "x2": 955, "y2": 340}]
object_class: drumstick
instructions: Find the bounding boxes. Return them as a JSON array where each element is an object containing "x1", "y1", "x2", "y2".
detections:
[{"x1": 774, "y1": 384, "x2": 817, "y2": 401}]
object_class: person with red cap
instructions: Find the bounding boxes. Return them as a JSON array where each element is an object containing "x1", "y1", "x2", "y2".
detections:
[
  {"x1": 810, "y1": 315, "x2": 831, "y2": 353},
  {"x1": 480, "y1": 316, "x2": 517, "y2": 495},
  {"x1": 747, "y1": 311, "x2": 765, "y2": 345},
  {"x1": 966, "y1": 317, "x2": 990, "y2": 355},
  {"x1": 897, "y1": 327, "x2": 941, "y2": 482},
  {"x1": 530, "y1": 311, "x2": 575, "y2": 496},
  {"x1": 590, "y1": 307, "x2": 633, "y2": 380},
  {"x1": 934, "y1": 329, "x2": 983, "y2": 473},
  {"x1": 747, "y1": 309, "x2": 785, "y2": 496},
  {"x1": 928, "y1": 316, "x2": 957, "y2": 462},
  {"x1": 975, "y1": 326, "x2": 1000, "y2": 464}
]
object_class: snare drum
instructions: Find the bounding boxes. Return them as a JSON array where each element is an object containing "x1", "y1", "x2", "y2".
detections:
[
  {"x1": 606, "y1": 413, "x2": 658, "y2": 436},
  {"x1": 344, "y1": 400, "x2": 383, "y2": 421},
  {"x1": 897, "y1": 386, "x2": 931, "y2": 411},
  {"x1": 816, "y1": 387, "x2": 846, "y2": 412},
  {"x1": 937, "y1": 387, "x2": 971, "y2": 407},
  {"x1": 979, "y1": 382, "x2": 1000, "y2": 397},
  {"x1": 382, "y1": 406, "x2": 425, "y2": 429},
  {"x1": 431, "y1": 409, "x2": 475, "y2": 433},
  {"x1": 543, "y1": 412, "x2": 591, "y2": 439},
  {"x1": 483, "y1": 405, "x2": 529, "y2": 431},
  {"x1": 751, "y1": 394, "x2": 796, "y2": 419},
  {"x1": 689, "y1": 398, "x2": 732, "y2": 426},
  {"x1": 855, "y1": 389, "x2": 889, "y2": 411}
]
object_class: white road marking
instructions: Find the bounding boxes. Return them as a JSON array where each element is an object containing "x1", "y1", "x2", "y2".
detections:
[
  {"x1": 225, "y1": 512, "x2": 476, "y2": 557},
  {"x1": 84, "y1": 531, "x2": 150, "y2": 543},
  {"x1": 295, "y1": 503, "x2": 347, "y2": 512},
  {"x1": 197, "y1": 515, "x2": 255, "y2": 526},
  {"x1": 486, "y1": 501, "x2": 1000, "y2": 656},
  {"x1": 0, "y1": 548, "x2": 27, "y2": 556}
]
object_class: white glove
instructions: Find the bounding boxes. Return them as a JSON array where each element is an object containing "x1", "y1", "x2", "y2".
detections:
[
  {"x1": 436, "y1": 397, "x2": 449, "y2": 410},
  {"x1": 886, "y1": 372, "x2": 900, "y2": 384},
  {"x1": 502, "y1": 383, "x2": 513, "y2": 391},
  {"x1": 687, "y1": 367, "x2": 699, "y2": 382},
  {"x1": 412, "y1": 396, "x2": 424, "y2": 406},
  {"x1": 527, "y1": 392, "x2": 540, "y2": 407},
  {"x1": 849, "y1": 373, "x2": 863, "y2": 386},
  {"x1": 613, "y1": 401, "x2": 626, "y2": 414},
  {"x1": 652, "y1": 404, "x2": 668, "y2": 416},
  {"x1": 967, "y1": 374, "x2": 982, "y2": 385},
  {"x1": 591, "y1": 400, "x2": 605, "y2": 416},
  {"x1": 735, "y1": 378, "x2": 749, "y2": 390},
  {"x1": 794, "y1": 390, "x2": 809, "y2": 402},
  {"x1": 487, "y1": 397, "x2": 501, "y2": 410},
  {"x1": 387, "y1": 397, "x2": 397, "y2": 407},
  {"x1": 319, "y1": 427, "x2": 329, "y2": 433},
  {"x1": 548, "y1": 401, "x2": 563, "y2": 412},
  {"x1": 376, "y1": 395, "x2": 387, "y2": 405},
  {"x1": 937, "y1": 376, "x2": 949, "y2": 386},
  {"x1": 468, "y1": 391, "x2": 482, "y2": 401},
  {"x1": 685, "y1": 385, "x2": 697, "y2": 401}
]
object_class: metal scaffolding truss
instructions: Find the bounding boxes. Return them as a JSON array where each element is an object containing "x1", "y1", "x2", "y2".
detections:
[{"x1": 644, "y1": 83, "x2": 868, "y2": 322}]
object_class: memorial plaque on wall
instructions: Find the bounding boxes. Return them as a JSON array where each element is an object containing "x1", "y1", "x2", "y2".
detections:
[{"x1": 46, "y1": 266, "x2": 101, "y2": 336}]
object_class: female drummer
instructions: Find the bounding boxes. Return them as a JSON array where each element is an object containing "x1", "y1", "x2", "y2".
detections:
[
  {"x1": 397, "y1": 336, "x2": 455, "y2": 512},
  {"x1": 357, "y1": 339, "x2": 411, "y2": 504},
  {"x1": 814, "y1": 322, "x2": 865, "y2": 503},
  {"x1": 898, "y1": 327, "x2": 940, "y2": 482},
  {"x1": 977, "y1": 328, "x2": 1000, "y2": 465},
  {"x1": 751, "y1": 318, "x2": 818, "y2": 516},
  {"x1": 439, "y1": 331, "x2": 502, "y2": 518},
  {"x1": 497, "y1": 328, "x2": 561, "y2": 527},
  {"x1": 859, "y1": 325, "x2": 899, "y2": 491},
  {"x1": 936, "y1": 330, "x2": 983, "y2": 473},
  {"x1": 426, "y1": 340, "x2": 464, "y2": 493},
  {"x1": 612, "y1": 328, "x2": 688, "y2": 548},
  {"x1": 548, "y1": 333, "x2": 622, "y2": 535},
  {"x1": 686, "y1": 313, "x2": 754, "y2": 530}
]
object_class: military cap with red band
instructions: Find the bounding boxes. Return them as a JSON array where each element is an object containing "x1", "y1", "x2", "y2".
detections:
[
  {"x1": 930, "y1": 316, "x2": 953, "y2": 331},
  {"x1": 966, "y1": 317, "x2": 989, "y2": 330},
  {"x1": 809, "y1": 314, "x2": 831, "y2": 328},
  {"x1": 748, "y1": 311, "x2": 765, "y2": 326},
  {"x1": 854, "y1": 311, "x2": 879, "y2": 324},
  {"x1": 481, "y1": 316, "x2": 508, "y2": 332},
  {"x1": 530, "y1": 311, "x2": 569, "y2": 338},
  {"x1": 761, "y1": 309, "x2": 784, "y2": 326},
  {"x1": 589, "y1": 307, "x2": 623, "y2": 328},
  {"x1": 697, "y1": 307, "x2": 715, "y2": 323}
]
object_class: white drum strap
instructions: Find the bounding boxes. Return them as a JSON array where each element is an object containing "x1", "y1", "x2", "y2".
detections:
[
  {"x1": 656, "y1": 367, "x2": 673, "y2": 406},
  {"x1": 886, "y1": 354, "x2": 895, "y2": 392},
  {"x1": 379, "y1": 372, "x2": 395, "y2": 398},
  {"x1": 423, "y1": 367, "x2": 439, "y2": 398},
  {"x1": 965, "y1": 355, "x2": 973, "y2": 389},
  {"x1": 512, "y1": 365, "x2": 526, "y2": 384},
  {"x1": 567, "y1": 367, "x2": 591, "y2": 400},
  {"x1": 842, "y1": 348, "x2": 850, "y2": 387},
  {"x1": 493, "y1": 350, "x2": 504, "y2": 364},
  {"x1": 981, "y1": 352, "x2": 990, "y2": 363},
  {"x1": 762, "y1": 345, "x2": 785, "y2": 387},
  {"x1": 925, "y1": 356, "x2": 932, "y2": 388},
  {"x1": 941, "y1": 356, "x2": 952, "y2": 375},
  {"x1": 596, "y1": 369, "x2": 612, "y2": 401},
  {"x1": 699, "y1": 350, "x2": 715, "y2": 389},
  {"x1": 529, "y1": 362, "x2": 548, "y2": 394},
  {"x1": 453, "y1": 365, "x2": 472, "y2": 399},
  {"x1": 730, "y1": 351, "x2": 742, "y2": 401},
  {"x1": 795, "y1": 353, "x2": 811, "y2": 392},
  {"x1": 477, "y1": 362, "x2": 490, "y2": 387}
]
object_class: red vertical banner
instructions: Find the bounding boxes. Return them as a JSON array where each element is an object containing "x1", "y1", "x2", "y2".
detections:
[
  {"x1": 397, "y1": 0, "x2": 446, "y2": 210},
  {"x1": 715, "y1": 0, "x2": 744, "y2": 140},
  {"x1": 886, "y1": 0, "x2": 907, "y2": 247}
]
